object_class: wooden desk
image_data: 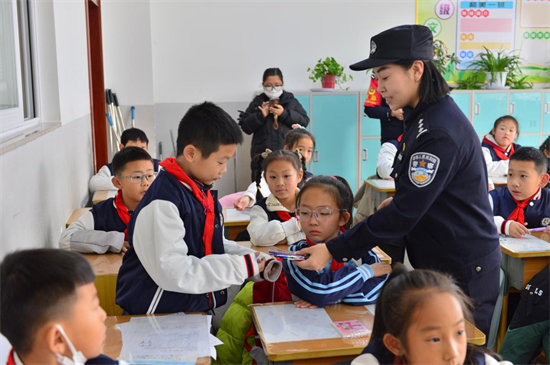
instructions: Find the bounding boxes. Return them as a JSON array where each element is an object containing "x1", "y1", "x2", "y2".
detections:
[
  {"x1": 223, "y1": 207, "x2": 250, "y2": 240},
  {"x1": 93, "y1": 190, "x2": 117, "y2": 205},
  {"x1": 104, "y1": 314, "x2": 210, "y2": 365},
  {"x1": 250, "y1": 302, "x2": 484, "y2": 362},
  {"x1": 491, "y1": 176, "x2": 507, "y2": 188},
  {"x1": 237, "y1": 241, "x2": 392, "y2": 265},
  {"x1": 83, "y1": 253, "x2": 123, "y2": 316},
  {"x1": 66, "y1": 208, "x2": 91, "y2": 227}
]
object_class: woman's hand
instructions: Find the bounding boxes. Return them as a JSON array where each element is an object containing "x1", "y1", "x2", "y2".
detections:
[
  {"x1": 391, "y1": 109, "x2": 404, "y2": 121},
  {"x1": 270, "y1": 104, "x2": 284, "y2": 117},
  {"x1": 370, "y1": 263, "x2": 392, "y2": 277},
  {"x1": 377, "y1": 197, "x2": 393, "y2": 211},
  {"x1": 294, "y1": 244, "x2": 333, "y2": 271},
  {"x1": 234, "y1": 196, "x2": 251, "y2": 211},
  {"x1": 258, "y1": 102, "x2": 269, "y2": 118}
]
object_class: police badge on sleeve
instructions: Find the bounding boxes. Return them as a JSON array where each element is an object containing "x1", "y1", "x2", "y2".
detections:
[{"x1": 409, "y1": 152, "x2": 440, "y2": 188}]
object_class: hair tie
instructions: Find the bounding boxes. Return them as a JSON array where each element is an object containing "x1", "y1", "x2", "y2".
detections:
[
  {"x1": 291, "y1": 124, "x2": 306, "y2": 130},
  {"x1": 330, "y1": 176, "x2": 337, "y2": 180},
  {"x1": 260, "y1": 149, "x2": 272, "y2": 159}
]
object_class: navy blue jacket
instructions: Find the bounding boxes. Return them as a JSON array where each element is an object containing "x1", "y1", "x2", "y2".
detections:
[
  {"x1": 481, "y1": 142, "x2": 521, "y2": 162},
  {"x1": 91, "y1": 198, "x2": 129, "y2": 232},
  {"x1": 327, "y1": 96, "x2": 501, "y2": 281}
]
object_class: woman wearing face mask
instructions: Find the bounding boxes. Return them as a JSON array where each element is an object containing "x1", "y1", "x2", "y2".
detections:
[{"x1": 239, "y1": 68, "x2": 309, "y2": 181}]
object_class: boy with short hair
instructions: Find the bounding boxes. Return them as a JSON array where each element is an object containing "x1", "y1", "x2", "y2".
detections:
[
  {"x1": 116, "y1": 102, "x2": 280, "y2": 315},
  {"x1": 0, "y1": 249, "x2": 125, "y2": 364},
  {"x1": 60, "y1": 147, "x2": 155, "y2": 253},
  {"x1": 489, "y1": 147, "x2": 550, "y2": 238},
  {"x1": 89, "y1": 128, "x2": 160, "y2": 193}
]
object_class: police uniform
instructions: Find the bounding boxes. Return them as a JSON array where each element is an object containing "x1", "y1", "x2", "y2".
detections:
[{"x1": 326, "y1": 25, "x2": 501, "y2": 337}]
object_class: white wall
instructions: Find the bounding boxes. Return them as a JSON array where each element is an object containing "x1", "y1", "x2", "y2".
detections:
[{"x1": 149, "y1": 0, "x2": 416, "y2": 103}]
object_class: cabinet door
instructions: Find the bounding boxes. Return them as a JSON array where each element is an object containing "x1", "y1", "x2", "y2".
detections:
[
  {"x1": 361, "y1": 93, "x2": 382, "y2": 137},
  {"x1": 509, "y1": 92, "x2": 542, "y2": 134},
  {"x1": 311, "y1": 94, "x2": 357, "y2": 188},
  {"x1": 543, "y1": 92, "x2": 550, "y2": 134},
  {"x1": 472, "y1": 93, "x2": 508, "y2": 135},
  {"x1": 294, "y1": 95, "x2": 310, "y2": 118},
  {"x1": 450, "y1": 92, "x2": 471, "y2": 122},
  {"x1": 361, "y1": 139, "x2": 381, "y2": 181},
  {"x1": 517, "y1": 135, "x2": 542, "y2": 148}
]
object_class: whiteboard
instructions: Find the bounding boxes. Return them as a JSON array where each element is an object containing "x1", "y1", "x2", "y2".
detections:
[{"x1": 253, "y1": 304, "x2": 340, "y2": 344}]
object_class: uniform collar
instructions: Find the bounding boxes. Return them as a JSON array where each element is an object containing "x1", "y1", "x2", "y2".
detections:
[
  {"x1": 484, "y1": 134, "x2": 513, "y2": 153},
  {"x1": 403, "y1": 100, "x2": 430, "y2": 130},
  {"x1": 265, "y1": 192, "x2": 298, "y2": 212}
]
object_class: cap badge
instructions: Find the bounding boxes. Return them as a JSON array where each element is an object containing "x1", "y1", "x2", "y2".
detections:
[{"x1": 370, "y1": 40, "x2": 377, "y2": 55}]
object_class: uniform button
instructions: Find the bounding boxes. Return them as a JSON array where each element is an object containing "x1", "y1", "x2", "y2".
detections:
[
  {"x1": 529, "y1": 202, "x2": 534, "y2": 206},
  {"x1": 395, "y1": 173, "x2": 398, "y2": 178},
  {"x1": 475, "y1": 266, "x2": 482, "y2": 273},
  {"x1": 206, "y1": 294, "x2": 209, "y2": 297},
  {"x1": 215, "y1": 224, "x2": 219, "y2": 228},
  {"x1": 530, "y1": 292, "x2": 534, "y2": 295},
  {"x1": 220, "y1": 291, "x2": 225, "y2": 295},
  {"x1": 525, "y1": 222, "x2": 528, "y2": 226},
  {"x1": 342, "y1": 258, "x2": 348, "y2": 262}
]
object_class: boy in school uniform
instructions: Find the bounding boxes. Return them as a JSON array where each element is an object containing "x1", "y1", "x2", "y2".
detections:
[
  {"x1": 89, "y1": 128, "x2": 160, "y2": 193},
  {"x1": 0, "y1": 249, "x2": 126, "y2": 364},
  {"x1": 116, "y1": 102, "x2": 280, "y2": 315},
  {"x1": 489, "y1": 147, "x2": 550, "y2": 238},
  {"x1": 60, "y1": 147, "x2": 155, "y2": 254}
]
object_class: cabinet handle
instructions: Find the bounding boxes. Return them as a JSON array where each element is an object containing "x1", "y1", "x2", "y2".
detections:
[
  {"x1": 362, "y1": 149, "x2": 368, "y2": 161},
  {"x1": 475, "y1": 103, "x2": 480, "y2": 115},
  {"x1": 545, "y1": 102, "x2": 549, "y2": 114},
  {"x1": 510, "y1": 102, "x2": 515, "y2": 114},
  {"x1": 313, "y1": 151, "x2": 319, "y2": 163}
]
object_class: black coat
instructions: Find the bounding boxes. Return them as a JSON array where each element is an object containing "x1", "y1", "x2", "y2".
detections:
[{"x1": 239, "y1": 91, "x2": 309, "y2": 159}]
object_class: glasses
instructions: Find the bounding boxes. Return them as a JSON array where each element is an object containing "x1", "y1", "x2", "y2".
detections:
[
  {"x1": 295, "y1": 207, "x2": 347, "y2": 222},
  {"x1": 264, "y1": 85, "x2": 283, "y2": 90},
  {"x1": 117, "y1": 172, "x2": 157, "y2": 184}
]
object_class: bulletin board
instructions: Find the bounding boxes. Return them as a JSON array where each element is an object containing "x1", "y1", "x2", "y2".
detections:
[{"x1": 416, "y1": 0, "x2": 550, "y2": 83}]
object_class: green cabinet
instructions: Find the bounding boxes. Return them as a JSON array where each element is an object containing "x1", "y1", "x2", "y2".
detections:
[
  {"x1": 544, "y1": 92, "x2": 550, "y2": 134},
  {"x1": 472, "y1": 93, "x2": 508, "y2": 135},
  {"x1": 450, "y1": 92, "x2": 471, "y2": 121},
  {"x1": 361, "y1": 139, "x2": 381, "y2": 181},
  {"x1": 509, "y1": 92, "x2": 542, "y2": 134}
]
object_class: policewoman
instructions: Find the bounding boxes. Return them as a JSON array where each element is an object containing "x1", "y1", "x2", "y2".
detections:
[{"x1": 296, "y1": 25, "x2": 501, "y2": 336}]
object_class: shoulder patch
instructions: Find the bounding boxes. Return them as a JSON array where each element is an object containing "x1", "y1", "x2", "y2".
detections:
[{"x1": 409, "y1": 152, "x2": 440, "y2": 188}]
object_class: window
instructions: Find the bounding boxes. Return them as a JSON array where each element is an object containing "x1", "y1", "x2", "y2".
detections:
[{"x1": 0, "y1": 0, "x2": 39, "y2": 143}]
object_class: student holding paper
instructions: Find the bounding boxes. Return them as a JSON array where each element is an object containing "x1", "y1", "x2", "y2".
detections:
[
  {"x1": 489, "y1": 147, "x2": 550, "y2": 238},
  {"x1": 296, "y1": 25, "x2": 501, "y2": 337}
]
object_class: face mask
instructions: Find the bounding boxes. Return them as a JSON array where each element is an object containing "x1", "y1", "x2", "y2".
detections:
[
  {"x1": 54, "y1": 325, "x2": 88, "y2": 365},
  {"x1": 263, "y1": 86, "x2": 283, "y2": 100}
]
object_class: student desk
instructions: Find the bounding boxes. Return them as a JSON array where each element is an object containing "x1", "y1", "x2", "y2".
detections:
[
  {"x1": 104, "y1": 314, "x2": 211, "y2": 365},
  {"x1": 93, "y1": 190, "x2": 117, "y2": 205},
  {"x1": 250, "y1": 302, "x2": 484, "y2": 363},
  {"x1": 83, "y1": 253, "x2": 123, "y2": 316},
  {"x1": 66, "y1": 208, "x2": 91, "y2": 227},
  {"x1": 236, "y1": 241, "x2": 392, "y2": 265},
  {"x1": 223, "y1": 207, "x2": 250, "y2": 240},
  {"x1": 498, "y1": 231, "x2": 550, "y2": 349}
]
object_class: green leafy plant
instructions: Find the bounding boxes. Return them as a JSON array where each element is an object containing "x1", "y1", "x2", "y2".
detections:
[
  {"x1": 433, "y1": 44, "x2": 460, "y2": 76},
  {"x1": 506, "y1": 70, "x2": 533, "y2": 89},
  {"x1": 455, "y1": 71, "x2": 484, "y2": 90},
  {"x1": 307, "y1": 57, "x2": 353, "y2": 90},
  {"x1": 469, "y1": 47, "x2": 521, "y2": 86}
]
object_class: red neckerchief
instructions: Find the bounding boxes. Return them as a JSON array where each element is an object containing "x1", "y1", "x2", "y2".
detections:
[
  {"x1": 364, "y1": 75, "x2": 382, "y2": 107},
  {"x1": 114, "y1": 190, "x2": 131, "y2": 241},
  {"x1": 6, "y1": 350, "x2": 15, "y2": 365},
  {"x1": 397, "y1": 134, "x2": 402, "y2": 142},
  {"x1": 306, "y1": 227, "x2": 346, "y2": 271},
  {"x1": 507, "y1": 188, "x2": 541, "y2": 225},
  {"x1": 482, "y1": 136, "x2": 515, "y2": 160},
  {"x1": 275, "y1": 211, "x2": 293, "y2": 222},
  {"x1": 159, "y1": 158, "x2": 214, "y2": 256}
]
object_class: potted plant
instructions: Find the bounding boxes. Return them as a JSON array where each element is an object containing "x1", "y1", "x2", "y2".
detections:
[
  {"x1": 433, "y1": 41, "x2": 461, "y2": 80},
  {"x1": 469, "y1": 47, "x2": 520, "y2": 88},
  {"x1": 307, "y1": 57, "x2": 353, "y2": 90}
]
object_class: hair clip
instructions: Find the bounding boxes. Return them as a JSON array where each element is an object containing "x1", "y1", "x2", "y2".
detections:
[
  {"x1": 260, "y1": 149, "x2": 272, "y2": 159},
  {"x1": 291, "y1": 124, "x2": 306, "y2": 130},
  {"x1": 330, "y1": 176, "x2": 337, "y2": 180}
]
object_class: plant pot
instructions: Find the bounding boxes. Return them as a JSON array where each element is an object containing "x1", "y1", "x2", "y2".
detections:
[
  {"x1": 485, "y1": 71, "x2": 508, "y2": 88},
  {"x1": 321, "y1": 75, "x2": 336, "y2": 89}
]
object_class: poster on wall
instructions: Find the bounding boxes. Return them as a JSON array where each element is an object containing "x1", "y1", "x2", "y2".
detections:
[{"x1": 416, "y1": 0, "x2": 550, "y2": 83}]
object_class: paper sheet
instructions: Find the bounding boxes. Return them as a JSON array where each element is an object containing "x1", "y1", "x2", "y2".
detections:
[
  {"x1": 368, "y1": 180, "x2": 395, "y2": 190},
  {"x1": 225, "y1": 208, "x2": 251, "y2": 222},
  {"x1": 500, "y1": 234, "x2": 550, "y2": 253},
  {"x1": 117, "y1": 313, "x2": 210, "y2": 363},
  {"x1": 253, "y1": 304, "x2": 340, "y2": 343}
]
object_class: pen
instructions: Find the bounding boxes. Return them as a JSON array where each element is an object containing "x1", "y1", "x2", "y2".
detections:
[{"x1": 529, "y1": 227, "x2": 548, "y2": 232}]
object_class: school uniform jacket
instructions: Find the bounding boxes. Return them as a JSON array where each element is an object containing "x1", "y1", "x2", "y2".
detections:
[
  {"x1": 247, "y1": 194, "x2": 306, "y2": 246},
  {"x1": 350, "y1": 339, "x2": 512, "y2": 365},
  {"x1": 242, "y1": 171, "x2": 314, "y2": 208},
  {"x1": 59, "y1": 197, "x2": 126, "y2": 254},
  {"x1": 489, "y1": 187, "x2": 550, "y2": 235},
  {"x1": 326, "y1": 96, "x2": 501, "y2": 283},
  {"x1": 283, "y1": 240, "x2": 388, "y2": 307},
  {"x1": 115, "y1": 167, "x2": 266, "y2": 315},
  {"x1": 377, "y1": 140, "x2": 398, "y2": 179},
  {"x1": 7, "y1": 351, "x2": 127, "y2": 365},
  {"x1": 482, "y1": 134, "x2": 521, "y2": 178},
  {"x1": 89, "y1": 159, "x2": 160, "y2": 193}
]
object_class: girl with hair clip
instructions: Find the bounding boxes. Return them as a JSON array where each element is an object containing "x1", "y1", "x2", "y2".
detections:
[
  {"x1": 234, "y1": 127, "x2": 315, "y2": 211},
  {"x1": 283, "y1": 176, "x2": 391, "y2": 309},
  {"x1": 352, "y1": 264, "x2": 512, "y2": 365},
  {"x1": 482, "y1": 116, "x2": 522, "y2": 178},
  {"x1": 247, "y1": 149, "x2": 307, "y2": 246}
]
